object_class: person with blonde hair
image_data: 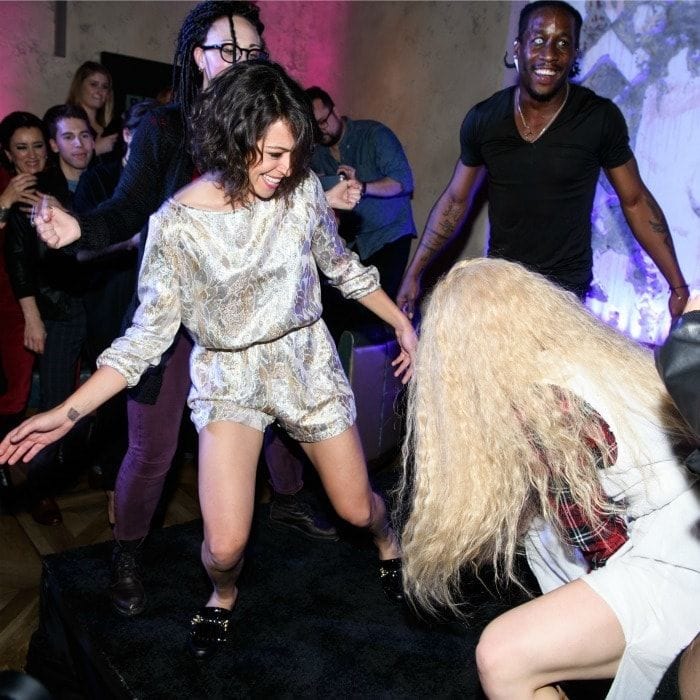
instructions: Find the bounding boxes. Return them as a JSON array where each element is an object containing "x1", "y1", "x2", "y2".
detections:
[
  {"x1": 399, "y1": 257, "x2": 700, "y2": 699},
  {"x1": 66, "y1": 61, "x2": 117, "y2": 156}
]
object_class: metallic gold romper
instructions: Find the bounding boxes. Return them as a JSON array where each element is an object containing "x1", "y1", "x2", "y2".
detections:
[{"x1": 98, "y1": 174, "x2": 380, "y2": 442}]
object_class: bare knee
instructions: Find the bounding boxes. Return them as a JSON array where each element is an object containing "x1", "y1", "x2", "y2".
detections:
[
  {"x1": 335, "y1": 495, "x2": 372, "y2": 529},
  {"x1": 476, "y1": 618, "x2": 529, "y2": 698},
  {"x1": 202, "y1": 538, "x2": 245, "y2": 573}
]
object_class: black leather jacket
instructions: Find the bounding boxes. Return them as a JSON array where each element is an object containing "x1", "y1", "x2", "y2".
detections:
[
  {"x1": 657, "y1": 309, "x2": 700, "y2": 472},
  {"x1": 4, "y1": 168, "x2": 84, "y2": 320}
]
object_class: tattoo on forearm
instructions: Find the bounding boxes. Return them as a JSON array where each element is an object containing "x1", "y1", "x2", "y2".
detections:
[
  {"x1": 67, "y1": 407, "x2": 81, "y2": 423},
  {"x1": 645, "y1": 194, "x2": 670, "y2": 236},
  {"x1": 418, "y1": 234, "x2": 444, "y2": 253}
]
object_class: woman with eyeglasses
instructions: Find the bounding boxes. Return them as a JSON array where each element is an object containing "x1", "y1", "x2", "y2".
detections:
[
  {"x1": 32, "y1": 1, "x2": 362, "y2": 622},
  {"x1": 1, "y1": 60, "x2": 415, "y2": 660}
]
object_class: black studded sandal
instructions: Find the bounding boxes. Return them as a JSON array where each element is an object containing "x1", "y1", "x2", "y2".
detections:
[
  {"x1": 186, "y1": 606, "x2": 233, "y2": 659},
  {"x1": 378, "y1": 557, "x2": 404, "y2": 603}
]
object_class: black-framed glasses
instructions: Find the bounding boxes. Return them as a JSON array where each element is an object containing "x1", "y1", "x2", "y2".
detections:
[
  {"x1": 316, "y1": 108, "x2": 335, "y2": 129},
  {"x1": 199, "y1": 42, "x2": 269, "y2": 64}
]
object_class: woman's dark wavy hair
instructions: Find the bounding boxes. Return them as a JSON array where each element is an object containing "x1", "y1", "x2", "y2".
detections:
[
  {"x1": 0, "y1": 111, "x2": 50, "y2": 172},
  {"x1": 190, "y1": 61, "x2": 315, "y2": 207},
  {"x1": 173, "y1": 1, "x2": 265, "y2": 117}
]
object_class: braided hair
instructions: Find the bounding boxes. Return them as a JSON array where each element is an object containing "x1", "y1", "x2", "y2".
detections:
[{"x1": 173, "y1": 1, "x2": 265, "y2": 117}]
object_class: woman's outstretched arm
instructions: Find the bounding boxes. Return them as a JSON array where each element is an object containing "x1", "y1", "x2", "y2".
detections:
[
  {"x1": 0, "y1": 366, "x2": 126, "y2": 465},
  {"x1": 356, "y1": 288, "x2": 418, "y2": 383}
]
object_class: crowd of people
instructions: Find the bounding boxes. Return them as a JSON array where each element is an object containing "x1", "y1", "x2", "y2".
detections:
[{"x1": 0, "y1": 0, "x2": 697, "y2": 696}]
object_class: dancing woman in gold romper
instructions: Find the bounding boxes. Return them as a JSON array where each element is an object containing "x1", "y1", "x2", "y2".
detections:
[{"x1": 0, "y1": 62, "x2": 417, "y2": 658}]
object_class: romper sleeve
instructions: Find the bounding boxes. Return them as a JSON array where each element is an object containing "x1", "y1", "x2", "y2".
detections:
[
  {"x1": 96, "y1": 208, "x2": 183, "y2": 386},
  {"x1": 308, "y1": 176, "x2": 380, "y2": 300}
]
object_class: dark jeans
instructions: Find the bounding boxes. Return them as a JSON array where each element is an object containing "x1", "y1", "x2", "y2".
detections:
[
  {"x1": 113, "y1": 330, "x2": 192, "y2": 541},
  {"x1": 27, "y1": 310, "x2": 87, "y2": 498}
]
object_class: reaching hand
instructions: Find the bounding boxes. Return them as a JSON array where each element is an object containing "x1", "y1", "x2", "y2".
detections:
[
  {"x1": 392, "y1": 322, "x2": 419, "y2": 384},
  {"x1": 0, "y1": 407, "x2": 76, "y2": 466},
  {"x1": 325, "y1": 179, "x2": 362, "y2": 211},
  {"x1": 0, "y1": 172, "x2": 37, "y2": 209},
  {"x1": 396, "y1": 273, "x2": 422, "y2": 320},
  {"x1": 35, "y1": 203, "x2": 81, "y2": 248}
]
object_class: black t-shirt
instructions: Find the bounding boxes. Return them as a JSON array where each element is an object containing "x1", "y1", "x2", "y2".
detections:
[{"x1": 460, "y1": 84, "x2": 633, "y2": 292}]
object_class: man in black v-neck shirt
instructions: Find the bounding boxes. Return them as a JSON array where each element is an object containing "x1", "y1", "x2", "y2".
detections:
[{"x1": 398, "y1": 0, "x2": 688, "y2": 313}]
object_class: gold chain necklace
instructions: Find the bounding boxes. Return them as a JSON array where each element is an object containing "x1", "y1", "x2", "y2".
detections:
[{"x1": 516, "y1": 83, "x2": 570, "y2": 142}]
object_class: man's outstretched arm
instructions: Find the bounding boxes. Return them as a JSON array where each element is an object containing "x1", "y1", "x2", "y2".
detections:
[{"x1": 397, "y1": 160, "x2": 484, "y2": 317}]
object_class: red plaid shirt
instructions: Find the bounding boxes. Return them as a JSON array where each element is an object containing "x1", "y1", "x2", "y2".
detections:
[{"x1": 548, "y1": 389, "x2": 628, "y2": 570}]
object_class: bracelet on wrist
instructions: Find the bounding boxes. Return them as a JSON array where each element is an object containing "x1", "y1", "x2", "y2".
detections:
[
  {"x1": 0, "y1": 205, "x2": 11, "y2": 223},
  {"x1": 360, "y1": 181, "x2": 367, "y2": 198},
  {"x1": 671, "y1": 284, "x2": 689, "y2": 290}
]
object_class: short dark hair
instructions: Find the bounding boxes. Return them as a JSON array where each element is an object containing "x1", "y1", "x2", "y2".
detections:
[
  {"x1": 174, "y1": 1, "x2": 266, "y2": 116},
  {"x1": 518, "y1": 1, "x2": 582, "y2": 48},
  {"x1": 304, "y1": 86, "x2": 334, "y2": 111},
  {"x1": 43, "y1": 104, "x2": 91, "y2": 140},
  {"x1": 0, "y1": 111, "x2": 50, "y2": 171},
  {"x1": 190, "y1": 61, "x2": 315, "y2": 207}
]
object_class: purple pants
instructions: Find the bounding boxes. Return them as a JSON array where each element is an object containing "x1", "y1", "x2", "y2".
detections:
[
  {"x1": 114, "y1": 331, "x2": 192, "y2": 542},
  {"x1": 113, "y1": 331, "x2": 306, "y2": 542}
]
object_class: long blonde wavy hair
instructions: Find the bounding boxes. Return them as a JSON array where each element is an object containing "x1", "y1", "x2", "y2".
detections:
[{"x1": 399, "y1": 258, "x2": 691, "y2": 616}]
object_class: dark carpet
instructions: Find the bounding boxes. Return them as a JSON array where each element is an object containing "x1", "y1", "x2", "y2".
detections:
[{"x1": 28, "y1": 496, "x2": 520, "y2": 699}]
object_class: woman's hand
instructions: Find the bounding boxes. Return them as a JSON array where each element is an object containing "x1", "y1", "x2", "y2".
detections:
[
  {"x1": 23, "y1": 314, "x2": 46, "y2": 354},
  {"x1": 325, "y1": 179, "x2": 362, "y2": 211},
  {"x1": 20, "y1": 191, "x2": 63, "y2": 219},
  {"x1": 0, "y1": 173, "x2": 37, "y2": 209},
  {"x1": 392, "y1": 322, "x2": 418, "y2": 384},
  {"x1": 0, "y1": 407, "x2": 76, "y2": 465},
  {"x1": 35, "y1": 203, "x2": 81, "y2": 248}
]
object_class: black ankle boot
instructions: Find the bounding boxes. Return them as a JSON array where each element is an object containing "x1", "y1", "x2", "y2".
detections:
[
  {"x1": 110, "y1": 539, "x2": 146, "y2": 616},
  {"x1": 269, "y1": 493, "x2": 338, "y2": 541}
]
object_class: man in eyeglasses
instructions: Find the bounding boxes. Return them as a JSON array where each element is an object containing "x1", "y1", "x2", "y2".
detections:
[{"x1": 306, "y1": 86, "x2": 416, "y2": 338}]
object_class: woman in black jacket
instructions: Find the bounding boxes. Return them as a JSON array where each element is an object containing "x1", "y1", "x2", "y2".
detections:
[{"x1": 3, "y1": 117, "x2": 88, "y2": 525}]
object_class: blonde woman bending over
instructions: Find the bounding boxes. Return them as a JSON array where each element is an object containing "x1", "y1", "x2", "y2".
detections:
[{"x1": 400, "y1": 258, "x2": 699, "y2": 699}]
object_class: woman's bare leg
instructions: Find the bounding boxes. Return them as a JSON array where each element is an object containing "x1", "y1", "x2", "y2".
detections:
[
  {"x1": 301, "y1": 424, "x2": 400, "y2": 560},
  {"x1": 197, "y1": 421, "x2": 263, "y2": 609},
  {"x1": 476, "y1": 579, "x2": 624, "y2": 699}
]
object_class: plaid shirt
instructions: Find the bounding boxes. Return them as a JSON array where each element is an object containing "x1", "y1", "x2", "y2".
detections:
[{"x1": 548, "y1": 390, "x2": 628, "y2": 570}]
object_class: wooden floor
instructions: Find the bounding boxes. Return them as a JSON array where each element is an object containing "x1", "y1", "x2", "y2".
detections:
[{"x1": 0, "y1": 460, "x2": 201, "y2": 672}]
